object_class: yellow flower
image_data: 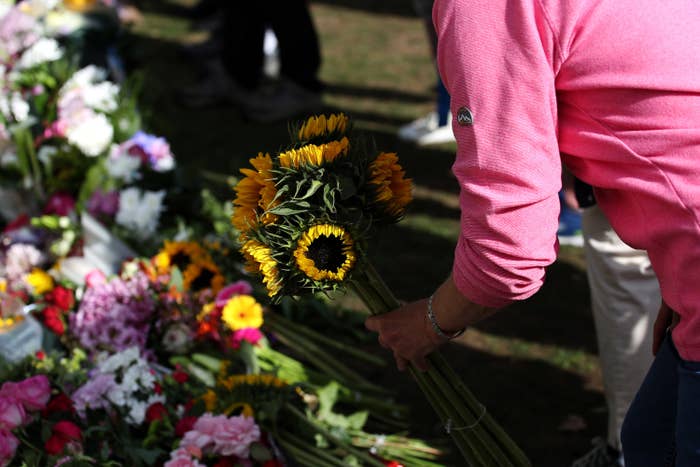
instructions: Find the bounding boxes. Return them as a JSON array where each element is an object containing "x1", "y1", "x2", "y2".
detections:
[
  {"x1": 202, "y1": 389, "x2": 217, "y2": 411},
  {"x1": 222, "y1": 294, "x2": 263, "y2": 331},
  {"x1": 278, "y1": 137, "x2": 349, "y2": 168},
  {"x1": 232, "y1": 153, "x2": 278, "y2": 237},
  {"x1": 219, "y1": 374, "x2": 287, "y2": 390},
  {"x1": 294, "y1": 224, "x2": 356, "y2": 282},
  {"x1": 0, "y1": 279, "x2": 6, "y2": 293},
  {"x1": 197, "y1": 302, "x2": 216, "y2": 321},
  {"x1": 25, "y1": 269, "x2": 54, "y2": 295},
  {"x1": 369, "y1": 152, "x2": 413, "y2": 218},
  {"x1": 241, "y1": 239, "x2": 282, "y2": 297},
  {"x1": 298, "y1": 113, "x2": 348, "y2": 141}
]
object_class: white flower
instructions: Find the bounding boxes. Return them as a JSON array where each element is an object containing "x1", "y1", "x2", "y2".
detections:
[
  {"x1": 10, "y1": 93, "x2": 30, "y2": 122},
  {"x1": 99, "y1": 346, "x2": 140, "y2": 373},
  {"x1": 107, "y1": 146, "x2": 142, "y2": 182},
  {"x1": 127, "y1": 400, "x2": 147, "y2": 425},
  {"x1": 82, "y1": 81, "x2": 119, "y2": 113},
  {"x1": 61, "y1": 65, "x2": 107, "y2": 92},
  {"x1": 0, "y1": 92, "x2": 29, "y2": 122},
  {"x1": 65, "y1": 111, "x2": 113, "y2": 156},
  {"x1": 15, "y1": 38, "x2": 63, "y2": 69},
  {"x1": 116, "y1": 188, "x2": 165, "y2": 240}
]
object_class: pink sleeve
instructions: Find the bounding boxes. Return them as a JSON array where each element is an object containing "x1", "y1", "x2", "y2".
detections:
[{"x1": 434, "y1": 0, "x2": 563, "y2": 308}]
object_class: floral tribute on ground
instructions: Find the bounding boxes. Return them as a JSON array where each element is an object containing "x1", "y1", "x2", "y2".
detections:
[{"x1": 232, "y1": 113, "x2": 532, "y2": 466}]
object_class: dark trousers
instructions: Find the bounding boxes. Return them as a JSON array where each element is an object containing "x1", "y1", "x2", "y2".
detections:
[{"x1": 220, "y1": 1, "x2": 322, "y2": 92}]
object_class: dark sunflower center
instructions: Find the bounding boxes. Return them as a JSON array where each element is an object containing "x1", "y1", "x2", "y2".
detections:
[
  {"x1": 307, "y1": 235, "x2": 346, "y2": 272},
  {"x1": 191, "y1": 268, "x2": 215, "y2": 290},
  {"x1": 171, "y1": 252, "x2": 191, "y2": 270}
]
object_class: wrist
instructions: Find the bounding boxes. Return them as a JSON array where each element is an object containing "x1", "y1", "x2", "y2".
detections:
[{"x1": 428, "y1": 274, "x2": 495, "y2": 338}]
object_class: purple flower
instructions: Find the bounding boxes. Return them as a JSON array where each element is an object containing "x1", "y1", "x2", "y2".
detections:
[
  {"x1": 86, "y1": 190, "x2": 120, "y2": 218},
  {"x1": 69, "y1": 272, "x2": 154, "y2": 355},
  {"x1": 128, "y1": 131, "x2": 175, "y2": 172},
  {"x1": 70, "y1": 374, "x2": 116, "y2": 417}
]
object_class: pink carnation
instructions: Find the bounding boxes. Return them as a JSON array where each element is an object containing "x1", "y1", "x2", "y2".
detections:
[
  {"x1": 0, "y1": 375, "x2": 51, "y2": 412},
  {"x1": 0, "y1": 397, "x2": 26, "y2": 431},
  {"x1": 0, "y1": 429, "x2": 19, "y2": 466},
  {"x1": 215, "y1": 281, "x2": 253, "y2": 308},
  {"x1": 84, "y1": 269, "x2": 107, "y2": 288},
  {"x1": 181, "y1": 413, "x2": 260, "y2": 458},
  {"x1": 230, "y1": 328, "x2": 263, "y2": 349}
]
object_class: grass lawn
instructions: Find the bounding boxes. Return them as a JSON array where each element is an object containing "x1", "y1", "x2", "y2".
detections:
[{"x1": 121, "y1": 1, "x2": 607, "y2": 465}]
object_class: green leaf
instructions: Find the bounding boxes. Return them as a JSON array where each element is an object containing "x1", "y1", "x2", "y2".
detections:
[
  {"x1": 169, "y1": 267, "x2": 184, "y2": 292},
  {"x1": 238, "y1": 340, "x2": 259, "y2": 374},
  {"x1": 192, "y1": 353, "x2": 223, "y2": 372}
]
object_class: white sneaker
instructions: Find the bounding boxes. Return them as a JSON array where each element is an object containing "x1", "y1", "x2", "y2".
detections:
[{"x1": 398, "y1": 112, "x2": 455, "y2": 146}]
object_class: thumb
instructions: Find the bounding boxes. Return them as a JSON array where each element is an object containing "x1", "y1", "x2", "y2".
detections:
[{"x1": 365, "y1": 315, "x2": 379, "y2": 332}]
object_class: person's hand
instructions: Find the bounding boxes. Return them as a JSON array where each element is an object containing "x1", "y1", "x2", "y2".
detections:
[
  {"x1": 653, "y1": 300, "x2": 680, "y2": 355},
  {"x1": 364, "y1": 299, "x2": 445, "y2": 372}
]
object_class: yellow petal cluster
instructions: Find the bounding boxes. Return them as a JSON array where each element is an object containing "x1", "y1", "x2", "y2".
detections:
[
  {"x1": 297, "y1": 113, "x2": 348, "y2": 141},
  {"x1": 241, "y1": 239, "x2": 282, "y2": 297},
  {"x1": 279, "y1": 137, "x2": 349, "y2": 168},
  {"x1": 25, "y1": 269, "x2": 54, "y2": 295},
  {"x1": 232, "y1": 153, "x2": 278, "y2": 237},
  {"x1": 369, "y1": 152, "x2": 413, "y2": 218}
]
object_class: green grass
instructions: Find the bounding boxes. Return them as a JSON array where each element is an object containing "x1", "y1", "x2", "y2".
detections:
[{"x1": 122, "y1": 2, "x2": 605, "y2": 465}]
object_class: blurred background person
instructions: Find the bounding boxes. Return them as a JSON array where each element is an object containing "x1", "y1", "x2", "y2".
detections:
[{"x1": 397, "y1": 0, "x2": 455, "y2": 146}]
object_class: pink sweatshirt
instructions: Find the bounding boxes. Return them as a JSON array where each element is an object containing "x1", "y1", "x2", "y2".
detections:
[{"x1": 434, "y1": 0, "x2": 700, "y2": 360}]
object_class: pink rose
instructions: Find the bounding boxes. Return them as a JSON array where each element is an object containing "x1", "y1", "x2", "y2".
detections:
[
  {"x1": 215, "y1": 281, "x2": 253, "y2": 308},
  {"x1": 0, "y1": 429, "x2": 19, "y2": 466},
  {"x1": 0, "y1": 375, "x2": 51, "y2": 411},
  {"x1": 0, "y1": 397, "x2": 26, "y2": 430},
  {"x1": 212, "y1": 415, "x2": 260, "y2": 458}
]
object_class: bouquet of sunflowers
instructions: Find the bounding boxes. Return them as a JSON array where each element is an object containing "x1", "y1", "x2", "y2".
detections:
[{"x1": 231, "y1": 114, "x2": 531, "y2": 466}]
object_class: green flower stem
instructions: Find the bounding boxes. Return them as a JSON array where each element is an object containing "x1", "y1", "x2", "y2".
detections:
[
  {"x1": 256, "y1": 345, "x2": 410, "y2": 421},
  {"x1": 266, "y1": 311, "x2": 387, "y2": 367},
  {"x1": 276, "y1": 430, "x2": 350, "y2": 467},
  {"x1": 410, "y1": 366, "x2": 484, "y2": 466},
  {"x1": 422, "y1": 365, "x2": 511, "y2": 467},
  {"x1": 269, "y1": 320, "x2": 389, "y2": 394},
  {"x1": 285, "y1": 403, "x2": 388, "y2": 467},
  {"x1": 276, "y1": 438, "x2": 335, "y2": 467},
  {"x1": 351, "y1": 262, "x2": 530, "y2": 466},
  {"x1": 430, "y1": 353, "x2": 532, "y2": 466}
]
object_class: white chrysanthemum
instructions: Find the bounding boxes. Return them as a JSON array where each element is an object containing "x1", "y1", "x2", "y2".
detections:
[
  {"x1": 107, "y1": 146, "x2": 142, "y2": 182},
  {"x1": 65, "y1": 111, "x2": 113, "y2": 156},
  {"x1": 82, "y1": 81, "x2": 119, "y2": 113},
  {"x1": 99, "y1": 346, "x2": 140, "y2": 373},
  {"x1": 61, "y1": 65, "x2": 107, "y2": 93},
  {"x1": 115, "y1": 188, "x2": 165, "y2": 240},
  {"x1": 15, "y1": 38, "x2": 63, "y2": 69}
]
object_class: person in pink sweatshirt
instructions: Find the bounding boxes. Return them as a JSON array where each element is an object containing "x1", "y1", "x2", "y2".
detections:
[{"x1": 364, "y1": 0, "x2": 700, "y2": 464}]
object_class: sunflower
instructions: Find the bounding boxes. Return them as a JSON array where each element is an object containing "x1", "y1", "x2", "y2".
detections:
[
  {"x1": 241, "y1": 239, "x2": 282, "y2": 297},
  {"x1": 219, "y1": 374, "x2": 287, "y2": 391},
  {"x1": 221, "y1": 294, "x2": 263, "y2": 331},
  {"x1": 368, "y1": 152, "x2": 413, "y2": 219},
  {"x1": 278, "y1": 137, "x2": 350, "y2": 168},
  {"x1": 232, "y1": 153, "x2": 278, "y2": 237},
  {"x1": 297, "y1": 113, "x2": 349, "y2": 141},
  {"x1": 183, "y1": 259, "x2": 225, "y2": 293},
  {"x1": 154, "y1": 240, "x2": 210, "y2": 275},
  {"x1": 294, "y1": 224, "x2": 356, "y2": 282}
]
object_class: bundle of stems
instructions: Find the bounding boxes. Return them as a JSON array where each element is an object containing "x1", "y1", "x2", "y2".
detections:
[
  {"x1": 263, "y1": 311, "x2": 390, "y2": 395},
  {"x1": 350, "y1": 263, "x2": 532, "y2": 467}
]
